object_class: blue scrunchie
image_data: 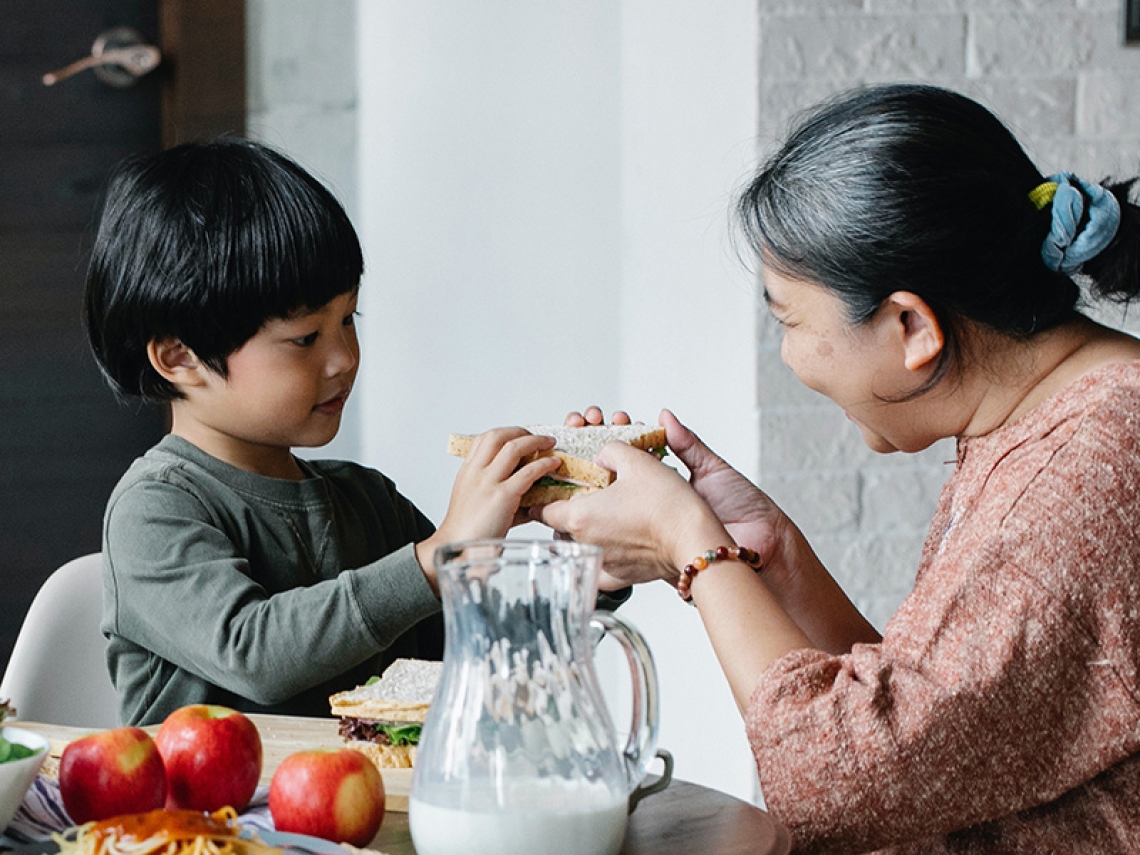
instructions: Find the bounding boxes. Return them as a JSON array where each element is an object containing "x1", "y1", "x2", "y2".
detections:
[{"x1": 1040, "y1": 172, "x2": 1121, "y2": 275}]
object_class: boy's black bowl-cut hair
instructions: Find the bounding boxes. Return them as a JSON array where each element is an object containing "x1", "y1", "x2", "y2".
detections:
[{"x1": 84, "y1": 137, "x2": 364, "y2": 402}]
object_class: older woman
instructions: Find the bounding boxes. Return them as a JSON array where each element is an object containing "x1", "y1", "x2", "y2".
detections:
[{"x1": 536, "y1": 84, "x2": 1140, "y2": 853}]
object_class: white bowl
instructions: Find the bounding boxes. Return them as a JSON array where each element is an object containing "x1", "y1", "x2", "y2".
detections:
[{"x1": 0, "y1": 726, "x2": 50, "y2": 833}]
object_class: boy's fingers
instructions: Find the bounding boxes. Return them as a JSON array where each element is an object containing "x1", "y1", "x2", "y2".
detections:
[
  {"x1": 465, "y1": 426, "x2": 526, "y2": 462},
  {"x1": 486, "y1": 435, "x2": 558, "y2": 478},
  {"x1": 508, "y1": 456, "x2": 562, "y2": 492},
  {"x1": 467, "y1": 427, "x2": 553, "y2": 467}
]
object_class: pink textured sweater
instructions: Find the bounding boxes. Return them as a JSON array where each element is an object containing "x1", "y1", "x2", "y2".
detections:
[{"x1": 748, "y1": 361, "x2": 1140, "y2": 854}]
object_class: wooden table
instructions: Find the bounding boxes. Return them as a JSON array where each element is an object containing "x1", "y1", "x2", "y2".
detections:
[
  {"x1": 371, "y1": 779, "x2": 790, "y2": 855},
  {"x1": 12, "y1": 715, "x2": 790, "y2": 855}
]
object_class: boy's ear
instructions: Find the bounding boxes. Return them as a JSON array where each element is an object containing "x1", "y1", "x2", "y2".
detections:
[
  {"x1": 147, "y1": 337, "x2": 207, "y2": 387},
  {"x1": 883, "y1": 291, "x2": 944, "y2": 372}
]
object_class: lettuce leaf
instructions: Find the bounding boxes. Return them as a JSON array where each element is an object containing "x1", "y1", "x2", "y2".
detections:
[
  {"x1": 377, "y1": 722, "x2": 422, "y2": 746},
  {"x1": 0, "y1": 734, "x2": 40, "y2": 764},
  {"x1": 534, "y1": 476, "x2": 581, "y2": 489}
]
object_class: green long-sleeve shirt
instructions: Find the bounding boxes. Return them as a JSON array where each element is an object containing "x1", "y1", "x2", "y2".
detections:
[{"x1": 102, "y1": 435, "x2": 444, "y2": 726}]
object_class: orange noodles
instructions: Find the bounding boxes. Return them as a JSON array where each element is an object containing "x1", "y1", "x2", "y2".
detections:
[{"x1": 52, "y1": 807, "x2": 279, "y2": 855}]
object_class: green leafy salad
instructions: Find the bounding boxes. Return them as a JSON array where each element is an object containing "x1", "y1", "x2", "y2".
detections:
[{"x1": 0, "y1": 699, "x2": 43, "y2": 764}]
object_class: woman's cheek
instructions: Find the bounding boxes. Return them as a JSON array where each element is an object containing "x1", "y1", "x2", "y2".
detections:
[{"x1": 781, "y1": 339, "x2": 817, "y2": 393}]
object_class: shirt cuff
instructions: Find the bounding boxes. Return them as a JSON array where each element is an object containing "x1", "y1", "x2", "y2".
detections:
[{"x1": 348, "y1": 542, "x2": 441, "y2": 647}]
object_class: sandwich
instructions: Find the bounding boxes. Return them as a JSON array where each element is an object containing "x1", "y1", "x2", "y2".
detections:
[
  {"x1": 447, "y1": 423, "x2": 668, "y2": 507},
  {"x1": 329, "y1": 658, "x2": 443, "y2": 769}
]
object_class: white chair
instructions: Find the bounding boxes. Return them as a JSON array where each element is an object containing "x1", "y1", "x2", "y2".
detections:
[{"x1": 0, "y1": 553, "x2": 119, "y2": 728}]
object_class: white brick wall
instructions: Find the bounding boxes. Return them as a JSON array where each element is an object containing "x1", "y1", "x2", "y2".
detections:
[{"x1": 755, "y1": 0, "x2": 1140, "y2": 629}]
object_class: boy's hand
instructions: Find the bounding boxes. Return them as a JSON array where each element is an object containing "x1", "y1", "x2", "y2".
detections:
[{"x1": 416, "y1": 428, "x2": 562, "y2": 592}]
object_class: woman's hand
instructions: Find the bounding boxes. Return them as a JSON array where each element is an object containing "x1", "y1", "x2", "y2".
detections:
[
  {"x1": 552, "y1": 406, "x2": 877, "y2": 663},
  {"x1": 664, "y1": 408, "x2": 880, "y2": 651},
  {"x1": 534, "y1": 439, "x2": 731, "y2": 591},
  {"x1": 564, "y1": 406, "x2": 796, "y2": 573},
  {"x1": 657, "y1": 409, "x2": 796, "y2": 573},
  {"x1": 416, "y1": 428, "x2": 562, "y2": 592},
  {"x1": 565, "y1": 406, "x2": 631, "y2": 428}
]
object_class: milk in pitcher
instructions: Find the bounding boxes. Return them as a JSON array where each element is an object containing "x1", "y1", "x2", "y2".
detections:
[{"x1": 409, "y1": 795, "x2": 627, "y2": 855}]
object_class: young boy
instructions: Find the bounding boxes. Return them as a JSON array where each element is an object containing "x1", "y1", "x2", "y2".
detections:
[{"x1": 84, "y1": 138, "x2": 563, "y2": 726}]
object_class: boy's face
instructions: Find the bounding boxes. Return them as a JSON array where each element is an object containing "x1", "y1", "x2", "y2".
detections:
[{"x1": 170, "y1": 290, "x2": 360, "y2": 476}]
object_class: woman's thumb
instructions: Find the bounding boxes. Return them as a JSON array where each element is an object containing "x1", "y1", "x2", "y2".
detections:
[{"x1": 660, "y1": 409, "x2": 723, "y2": 478}]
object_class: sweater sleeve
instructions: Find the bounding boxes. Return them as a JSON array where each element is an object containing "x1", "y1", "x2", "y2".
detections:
[
  {"x1": 103, "y1": 473, "x2": 440, "y2": 708},
  {"x1": 747, "y1": 412, "x2": 1140, "y2": 853}
]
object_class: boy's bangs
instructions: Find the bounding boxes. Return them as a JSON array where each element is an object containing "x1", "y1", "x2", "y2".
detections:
[{"x1": 233, "y1": 176, "x2": 363, "y2": 322}]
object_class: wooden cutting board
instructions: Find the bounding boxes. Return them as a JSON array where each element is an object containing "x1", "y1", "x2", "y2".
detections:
[{"x1": 13, "y1": 713, "x2": 414, "y2": 812}]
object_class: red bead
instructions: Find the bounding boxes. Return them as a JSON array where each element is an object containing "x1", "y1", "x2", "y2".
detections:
[{"x1": 715, "y1": 546, "x2": 729, "y2": 561}]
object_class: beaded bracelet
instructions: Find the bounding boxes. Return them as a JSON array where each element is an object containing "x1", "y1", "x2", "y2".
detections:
[{"x1": 676, "y1": 545, "x2": 762, "y2": 602}]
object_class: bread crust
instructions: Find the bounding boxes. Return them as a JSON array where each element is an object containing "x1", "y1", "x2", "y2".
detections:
[
  {"x1": 329, "y1": 696, "x2": 431, "y2": 721},
  {"x1": 344, "y1": 739, "x2": 417, "y2": 769},
  {"x1": 519, "y1": 482, "x2": 599, "y2": 508}
]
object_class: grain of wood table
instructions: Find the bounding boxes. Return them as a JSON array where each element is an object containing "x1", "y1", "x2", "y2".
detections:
[{"x1": 12, "y1": 715, "x2": 790, "y2": 855}]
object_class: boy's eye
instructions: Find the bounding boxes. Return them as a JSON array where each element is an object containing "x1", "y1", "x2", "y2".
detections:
[
  {"x1": 343, "y1": 310, "x2": 360, "y2": 327},
  {"x1": 291, "y1": 332, "x2": 319, "y2": 347}
]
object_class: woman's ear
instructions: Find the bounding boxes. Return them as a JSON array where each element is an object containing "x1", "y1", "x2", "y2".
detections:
[
  {"x1": 884, "y1": 292, "x2": 944, "y2": 372},
  {"x1": 147, "y1": 337, "x2": 206, "y2": 388}
]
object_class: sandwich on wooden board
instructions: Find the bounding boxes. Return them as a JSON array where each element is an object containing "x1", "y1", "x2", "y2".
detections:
[
  {"x1": 447, "y1": 423, "x2": 667, "y2": 507},
  {"x1": 330, "y1": 658, "x2": 443, "y2": 769}
]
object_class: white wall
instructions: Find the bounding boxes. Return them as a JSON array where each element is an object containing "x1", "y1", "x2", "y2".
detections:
[
  {"x1": 356, "y1": 1, "x2": 761, "y2": 802},
  {"x1": 356, "y1": 1, "x2": 623, "y2": 503}
]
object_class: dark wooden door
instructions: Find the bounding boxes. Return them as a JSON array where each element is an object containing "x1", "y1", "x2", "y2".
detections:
[{"x1": 0, "y1": 1, "x2": 168, "y2": 674}]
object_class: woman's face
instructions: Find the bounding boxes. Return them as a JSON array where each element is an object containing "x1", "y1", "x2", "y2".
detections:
[{"x1": 763, "y1": 267, "x2": 941, "y2": 454}]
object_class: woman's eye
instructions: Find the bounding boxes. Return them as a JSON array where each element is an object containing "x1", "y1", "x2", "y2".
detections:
[
  {"x1": 292, "y1": 332, "x2": 319, "y2": 347},
  {"x1": 343, "y1": 310, "x2": 361, "y2": 327}
]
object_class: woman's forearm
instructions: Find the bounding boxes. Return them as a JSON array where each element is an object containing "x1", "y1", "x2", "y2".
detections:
[
  {"x1": 670, "y1": 511, "x2": 880, "y2": 712},
  {"x1": 759, "y1": 523, "x2": 882, "y2": 654},
  {"x1": 687, "y1": 562, "x2": 815, "y2": 713}
]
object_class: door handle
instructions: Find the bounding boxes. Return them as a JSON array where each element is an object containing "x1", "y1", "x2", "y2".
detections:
[{"x1": 43, "y1": 27, "x2": 161, "y2": 88}]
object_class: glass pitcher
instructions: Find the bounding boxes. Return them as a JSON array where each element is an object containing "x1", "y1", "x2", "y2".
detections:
[{"x1": 409, "y1": 539, "x2": 662, "y2": 855}]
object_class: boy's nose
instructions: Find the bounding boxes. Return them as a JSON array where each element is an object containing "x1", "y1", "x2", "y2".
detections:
[{"x1": 327, "y1": 329, "x2": 360, "y2": 376}]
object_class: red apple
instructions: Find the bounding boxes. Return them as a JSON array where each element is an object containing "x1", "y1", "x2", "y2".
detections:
[
  {"x1": 59, "y1": 727, "x2": 167, "y2": 823},
  {"x1": 154, "y1": 705, "x2": 262, "y2": 812},
  {"x1": 269, "y1": 749, "x2": 386, "y2": 846}
]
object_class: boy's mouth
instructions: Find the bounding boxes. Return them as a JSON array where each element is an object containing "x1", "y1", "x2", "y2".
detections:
[{"x1": 314, "y1": 390, "x2": 350, "y2": 414}]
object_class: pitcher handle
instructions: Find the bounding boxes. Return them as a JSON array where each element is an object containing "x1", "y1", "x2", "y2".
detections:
[{"x1": 590, "y1": 610, "x2": 660, "y2": 793}]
